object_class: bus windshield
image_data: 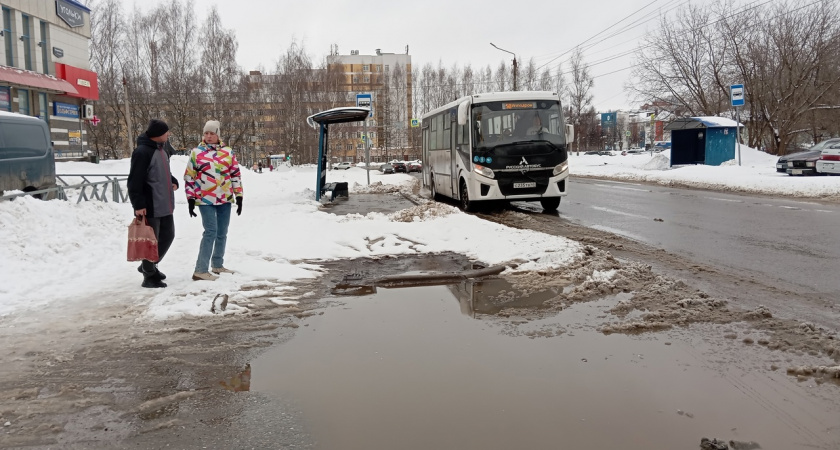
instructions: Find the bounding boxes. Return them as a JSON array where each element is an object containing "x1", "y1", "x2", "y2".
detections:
[{"x1": 472, "y1": 100, "x2": 566, "y2": 151}]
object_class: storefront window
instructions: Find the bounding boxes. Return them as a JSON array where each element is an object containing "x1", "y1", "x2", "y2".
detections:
[
  {"x1": 0, "y1": 87, "x2": 11, "y2": 111},
  {"x1": 18, "y1": 89, "x2": 29, "y2": 115},
  {"x1": 38, "y1": 92, "x2": 48, "y2": 124}
]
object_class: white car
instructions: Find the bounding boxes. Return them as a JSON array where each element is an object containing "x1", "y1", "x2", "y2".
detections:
[
  {"x1": 816, "y1": 141, "x2": 840, "y2": 175},
  {"x1": 332, "y1": 162, "x2": 353, "y2": 170}
]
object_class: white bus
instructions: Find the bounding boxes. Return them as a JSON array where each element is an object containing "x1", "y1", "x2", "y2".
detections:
[{"x1": 421, "y1": 91, "x2": 573, "y2": 212}]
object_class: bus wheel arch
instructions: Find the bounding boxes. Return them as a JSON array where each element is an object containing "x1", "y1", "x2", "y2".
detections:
[
  {"x1": 540, "y1": 197, "x2": 561, "y2": 212},
  {"x1": 459, "y1": 178, "x2": 475, "y2": 212}
]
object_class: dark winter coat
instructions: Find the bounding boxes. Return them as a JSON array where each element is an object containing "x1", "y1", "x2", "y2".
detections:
[{"x1": 128, "y1": 134, "x2": 179, "y2": 218}]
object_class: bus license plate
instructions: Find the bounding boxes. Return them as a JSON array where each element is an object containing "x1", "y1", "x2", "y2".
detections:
[{"x1": 513, "y1": 182, "x2": 536, "y2": 188}]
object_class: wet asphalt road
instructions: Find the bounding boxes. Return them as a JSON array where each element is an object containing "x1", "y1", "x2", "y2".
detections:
[{"x1": 516, "y1": 177, "x2": 840, "y2": 304}]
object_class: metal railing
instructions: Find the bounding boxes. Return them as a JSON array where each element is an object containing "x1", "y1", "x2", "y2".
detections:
[{"x1": 1, "y1": 174, "x2": 129, "y2": 204}]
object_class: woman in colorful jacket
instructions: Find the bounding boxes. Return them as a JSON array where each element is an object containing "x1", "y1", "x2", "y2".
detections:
[{"x1": 184, "y1": 120, "x2": 243, "y2": 281}]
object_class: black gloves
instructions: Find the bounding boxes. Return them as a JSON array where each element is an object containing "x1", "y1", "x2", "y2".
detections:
[
  {"x1": 188, "y1": 198, "x2": 197, "y2": 217},
  {"x1": 236, "y1": 197, "x2": 243, "y2": 216}
]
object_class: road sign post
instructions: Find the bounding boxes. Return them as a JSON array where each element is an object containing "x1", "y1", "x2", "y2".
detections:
[
  {"x1": 730, "y1": 84, "x2": 744, "y2": 166},
  {"x1": 357, "y1": 93, "x2": 373, "y2": 185}
]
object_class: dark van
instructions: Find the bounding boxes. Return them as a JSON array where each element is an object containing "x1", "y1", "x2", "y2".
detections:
[{"x1": 0, "y1": 111, "x2": 57, "y2": 199}]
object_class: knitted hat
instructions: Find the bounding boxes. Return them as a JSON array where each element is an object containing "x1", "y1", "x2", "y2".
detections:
[
  {"x1": 145, "y1": 119, "x2": 169, "y2": 138},
  {"x1": 203, "y1": 120, "x2": 221, "y2": 135}
]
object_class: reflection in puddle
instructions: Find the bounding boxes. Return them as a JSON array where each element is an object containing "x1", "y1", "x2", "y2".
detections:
[
  {"x1": 219, "y1": 364, "x2": 251, "y2": 392},
  {"x1": 448, "y1": 277, "x2": 560, "y2": 317},
  {"x1": 251, "y1": 286, "x2": 840, "y2": 450}
]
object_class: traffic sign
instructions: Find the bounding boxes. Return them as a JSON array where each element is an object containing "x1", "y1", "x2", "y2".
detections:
[
  {"x1": 730, "y1": 84, "x2": 745, "y2": 107},
  {"x1": 410, "y1": 118, "x2": 419, "y2": 128},
  {"x1": 89, "y1": 115, "x2": 100, "y2": 126},
  {"x1": 356, "y1": 93, "x2": 372, "y2": 117}
]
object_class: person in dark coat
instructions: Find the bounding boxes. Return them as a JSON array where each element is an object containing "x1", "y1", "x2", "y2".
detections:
[{"x1": 127, "y1": 119, "x2": 179, "y2": 288}]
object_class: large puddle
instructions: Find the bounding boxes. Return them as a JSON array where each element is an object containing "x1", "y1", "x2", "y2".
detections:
[{"x1": 250, "y1": 284, "x2": 840, "y2": 450}]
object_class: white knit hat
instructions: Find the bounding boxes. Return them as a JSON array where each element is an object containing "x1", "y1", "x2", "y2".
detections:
[{"x1": 203, "y1": 120, "x2": 221, "y2": 135}]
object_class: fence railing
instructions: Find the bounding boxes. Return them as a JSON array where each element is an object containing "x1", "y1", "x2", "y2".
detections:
[{"x1": 0, "y1": 174, "x2": 129, "y2": 204}]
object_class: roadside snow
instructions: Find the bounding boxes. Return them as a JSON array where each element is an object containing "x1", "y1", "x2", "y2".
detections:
[
  {"x1": 569, "y1": 146, "x2": 840, "y2": 198},
  {"x1": 0, "y1": 160, "x2": 581, "y2": 321}
]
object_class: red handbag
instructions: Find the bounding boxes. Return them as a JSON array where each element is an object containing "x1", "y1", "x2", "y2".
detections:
[{"x1": 127, "y1": 216, "x2": 159, "y2": 262}]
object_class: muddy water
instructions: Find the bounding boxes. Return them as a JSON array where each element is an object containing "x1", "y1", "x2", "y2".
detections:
[{"x1": 250, "y1": 285, "x2": 840, "y2": 450}]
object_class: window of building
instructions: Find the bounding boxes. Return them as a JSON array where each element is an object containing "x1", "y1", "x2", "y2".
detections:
[
  {"x1": 363, "y1": 75, "x2": 370, "y2": 83},
  {"x1": 375, "y1": 65, "x2": 381, "y2": 72},
  {"x1": 352, "y1": 75, "x2": 359, "y2": 83},
  {"x1": 18, "y1": 89, "x2": 29, "y2": 115},
  {"x1": 0, "y1": 86, "x2": 9, "y2": 111},
  {"x1": 39, "y1": 21, "x2": 48, "y2": 74},
  {"x1": 2, "y1": 8, "x2": 13, "y2": 67},
  {"x1": 21, "y1": 14, "x2": 32, "y2": 70},
  {"x1": 362, "y1": 64, "x2": 370, "y2": 72},
  {"x1": 38, "y1": 92, "x2": 47, "y2": 124},
  {"x1": 385, "y1": 65, "x2": 390, "y2": 72}
]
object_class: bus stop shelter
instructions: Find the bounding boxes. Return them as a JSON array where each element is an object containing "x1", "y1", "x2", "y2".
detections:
[
  {"x1": 306, "y1": 106, "x2": 370, "y2": 201},
  {"x1": 665, "y1": 117, "x2": 742, "y2": 166}
]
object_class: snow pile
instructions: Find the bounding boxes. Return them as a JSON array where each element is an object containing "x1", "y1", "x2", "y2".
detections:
[{"x1": 0, "y1": 158, "x2": 583, "y2": 321}]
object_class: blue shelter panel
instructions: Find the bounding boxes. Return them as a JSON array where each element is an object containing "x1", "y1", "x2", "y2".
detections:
[{"x1": 704, "y1": 127, "x2": 737, "y2": 166}]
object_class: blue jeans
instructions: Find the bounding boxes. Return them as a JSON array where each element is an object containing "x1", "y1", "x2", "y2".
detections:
[{"x1": 195, "y1": 203, "x2": 232, "y2": 273}]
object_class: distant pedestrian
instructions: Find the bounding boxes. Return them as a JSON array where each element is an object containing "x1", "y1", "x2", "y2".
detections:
[
  {"x1": 184, "y1": 120, "x2": 244, "y2": 281},
  {"x1": 257, "y1": 161, "x2": 263, "y2": 173},
  {"x1": 127, "y1": 119, "x2": 179, "y2": 288},
  {"x1": 269, "y1": 164, "x2": 274, "y2": 172}
]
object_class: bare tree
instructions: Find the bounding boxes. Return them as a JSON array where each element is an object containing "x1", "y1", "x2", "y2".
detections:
[{"x1": 567, "y1": 48, "x2": 594, "y2": 154}]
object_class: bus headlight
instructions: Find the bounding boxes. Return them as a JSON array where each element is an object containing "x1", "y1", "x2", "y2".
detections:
[
  {"x1": 473, "y1": 164, "x2": 494, "y2": 179},
  {"x1": 553, "y1": 161, "x2": 569, "y2": 176}
]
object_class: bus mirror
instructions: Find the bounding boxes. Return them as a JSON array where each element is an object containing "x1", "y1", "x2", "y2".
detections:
[
  {"x1": 565, "y1": 124, "x2": 575, "y2": 143},
  {"x1": 457, "y1": 101, "x2": 470, "y2": 126}
]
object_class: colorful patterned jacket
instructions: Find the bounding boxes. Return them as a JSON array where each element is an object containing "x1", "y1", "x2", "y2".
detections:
[{"x1": 184, "y1": 142, "x2": 243, "y2": 205}]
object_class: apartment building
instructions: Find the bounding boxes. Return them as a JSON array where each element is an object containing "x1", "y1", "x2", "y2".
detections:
[
  {"x1": 329, "y1": 48, "x2": 414, "y2": 163},
  {"x1": 0, "y1": 0, "x2": 97, "y2": 155}
]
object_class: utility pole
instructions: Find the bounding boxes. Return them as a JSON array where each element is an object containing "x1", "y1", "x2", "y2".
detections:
[{"x1": 490, "y1": 43, "x2": 518, "y2": 91}]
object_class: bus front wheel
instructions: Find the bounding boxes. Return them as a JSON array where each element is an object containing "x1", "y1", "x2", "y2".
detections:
[
  {"x1": 459, "y1": 179, "x2": 475, "y2": 212},
  {"x1": 540, "y1": 197, "x2": 561, "y2": 212}
]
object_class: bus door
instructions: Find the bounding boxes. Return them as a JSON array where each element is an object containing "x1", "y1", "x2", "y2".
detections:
[
  {"x1": 422, "y1": 126, "x2": 430, "y2": 188},
  {"x1": 449, "y1": 117, "x2": 457, "y2": 196}
]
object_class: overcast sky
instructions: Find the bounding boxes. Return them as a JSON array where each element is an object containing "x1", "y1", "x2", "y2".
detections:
[{"x1": 140, "y1": 0, "x2": 678, "y2": 111}]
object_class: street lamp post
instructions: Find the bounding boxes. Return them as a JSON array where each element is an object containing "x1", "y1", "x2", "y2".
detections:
[{"x1": 490, "y1": 43, "x2": 517, "y2": 91}]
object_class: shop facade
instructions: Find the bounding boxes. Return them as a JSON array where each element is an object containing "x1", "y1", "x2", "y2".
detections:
[{"x1": 0, "y1": 0, "x2": 97, "y2": 156}]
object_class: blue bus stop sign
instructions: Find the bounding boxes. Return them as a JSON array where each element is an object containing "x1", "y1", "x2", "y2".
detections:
[
  {"x1": 730, "y1": 84, "x2": 745, "y2": 107},
  {"x1": 356, "y1": 93, "x2": 372, "y2": 117}
]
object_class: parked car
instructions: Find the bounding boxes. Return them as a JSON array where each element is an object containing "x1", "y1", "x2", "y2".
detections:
[
  {"x1": 0, "y1": 111, "x2": 57, "y2": 199},
  {"x1": 584, "y1": 150, "x2": 612, "y2": 156},
  {"x1": 379, "y1": 163, "x2": 395, "y2": 174},
  {"x1": 625, "y1": 148, "x2": 644, "y2": 155},
  {"x1": 332, "y1": 161, "x2": 353, "y2": 170},
  {"x1": 391, "y1": 161, "x2": 407, "y2": 173},
  {"x1": 779, "y1": 138, "x2": 840, "y2": 176},
  {"x1": 816, "y1": 140, "x2": 840, "y2": 175},
  {"x1": 407, "y1": 161, "x2": 422, "y2": 172}
]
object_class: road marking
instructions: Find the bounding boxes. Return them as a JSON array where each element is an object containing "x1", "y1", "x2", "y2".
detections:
[
  {"x1": 590, "y1": 206, "x2": 650, "y2": 219},
  {"x1": 594, "y1": 184, "x2": 650, "y2": 192},
  {"x1": 704, "y1": 196, "x2": 744, "y2": 203}
]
